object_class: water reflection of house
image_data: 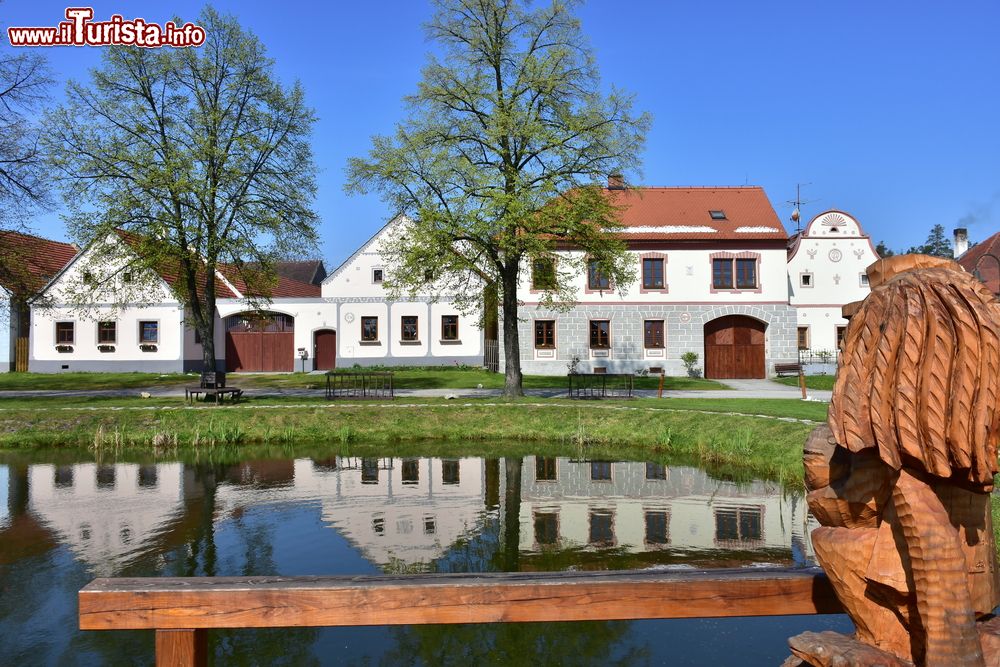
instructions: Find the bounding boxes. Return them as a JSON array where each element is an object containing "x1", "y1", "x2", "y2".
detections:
[
  {"x1": 211, "y1": 457, "x2": 488, "y2": 572},
  {"x1": 517, "y1": 457, "x2": 812, "y2": 566},
  {"x1": 23, "y1": 462, "x2": 192, "y2": 575}
]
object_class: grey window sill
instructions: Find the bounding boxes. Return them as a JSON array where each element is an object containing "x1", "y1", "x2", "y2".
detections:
[
  {"x1": 438, "y1": 339, "x2": 462, "y2": 345},
  {"x1": 359, "y1": 340, "x2": 381, "y2": 346},
  {"x1": 399, "y1": 340, "x2": 422, "y2": 346}
]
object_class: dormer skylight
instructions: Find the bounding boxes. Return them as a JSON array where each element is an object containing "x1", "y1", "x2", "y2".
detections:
[{"x1": 709, "y1": 210, "x2": 727, "y2": 220}]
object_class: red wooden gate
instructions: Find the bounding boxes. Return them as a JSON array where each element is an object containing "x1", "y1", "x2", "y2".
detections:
[
  {"x1": 704, "y1": 315, "x2": 766, "y2": 379},
  {"x1": 224, "y1": 313, "x2": 294, "y2": 372}
]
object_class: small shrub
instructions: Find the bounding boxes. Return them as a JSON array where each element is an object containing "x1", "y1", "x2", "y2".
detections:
[{"x1": 680, "y1": 352, "x2": 701, "y2": 378}]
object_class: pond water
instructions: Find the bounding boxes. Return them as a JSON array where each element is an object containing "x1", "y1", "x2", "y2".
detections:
[{"x1": 0, "y1": 452, "x2": 851, "y2": 665}]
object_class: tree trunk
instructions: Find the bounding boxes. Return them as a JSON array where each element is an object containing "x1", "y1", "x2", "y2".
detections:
[
  {"x1": 200, "y1": 318, "x2": 216, "y2": 372},
  {"x1": 500, "y1": 265, "x2": 523, "y2": 397},
  {"x1": 501, "y1": 456, "x2": 522, "y2": 572}
]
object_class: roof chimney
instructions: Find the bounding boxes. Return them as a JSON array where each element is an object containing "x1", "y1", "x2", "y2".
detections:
[
  {"x1": 607, "y1": 174, "x2": 625, "y2": 190},
  {"x1": 954, "y1": 227, "x2": 969, "y2": 258}
]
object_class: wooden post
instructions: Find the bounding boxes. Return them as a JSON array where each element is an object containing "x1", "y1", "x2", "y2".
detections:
[
  {"x1": 657, "y1": 371, "x2": 665, "y2": 399},
  {"x1": 798, "y1": 370, "x2": 807, "y2": 399},
  {"x1": 155, "y1": 629, "x2": 207, "y2": 667}
]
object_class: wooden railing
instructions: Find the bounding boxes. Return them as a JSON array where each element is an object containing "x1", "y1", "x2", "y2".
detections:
[
  {"x1": 79, "y1": 568, "x2": 842, "y2": 666},
  {"x1": 566, "y1": 372, "x2": 635, "y2": 399},
  {"x1": 325, "y1": 371, "x2": 394, "y2": 399}
]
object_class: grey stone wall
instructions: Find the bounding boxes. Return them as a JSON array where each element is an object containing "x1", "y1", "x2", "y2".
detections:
[{"x1": 502, "y1": 303, "x2": 798, "y2": 377}]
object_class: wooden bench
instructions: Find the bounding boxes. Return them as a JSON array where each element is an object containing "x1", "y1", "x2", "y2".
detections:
[
  {"x1": 185, "y1": 372, "x2": 244, "y2": 404},
  {"x1": 774, "y1": 362, "x2": 803, "y2": 377},
  {"x1": 79, "y1": 568, "x2": 842, "y2": 666}
]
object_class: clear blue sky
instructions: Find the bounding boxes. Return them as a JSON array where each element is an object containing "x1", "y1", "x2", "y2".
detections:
[{"x1": 3, "y1": 0, "x2": 999, "y2": 267}]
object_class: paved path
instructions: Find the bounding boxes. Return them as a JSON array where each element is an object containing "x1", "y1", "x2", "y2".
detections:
[{"x1": 0, "y1": 378, "x2": 831, "y2": 402}]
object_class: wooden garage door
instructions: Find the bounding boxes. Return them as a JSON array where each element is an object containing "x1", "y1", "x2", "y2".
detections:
[
  {"x1": 225, "y1": 312, "x2": 295, "y2": 372},
  {"x1": 704, "y1": 316, "x2": 766, "y2": 379}
]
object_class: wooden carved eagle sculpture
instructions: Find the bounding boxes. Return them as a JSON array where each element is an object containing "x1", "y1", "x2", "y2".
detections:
[{"x1": 789, "y1": 255, "x2": 1000, "y2": 667}]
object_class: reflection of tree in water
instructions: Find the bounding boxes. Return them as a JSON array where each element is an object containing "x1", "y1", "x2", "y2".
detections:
[
  {"x1": 379, "y1": 621, "x2": 648, "y2": 667},
  {"x1": 207, "y1": 464, "x2": 321, "y2": 667},
  {"x1": 375, "y1": 458, "x2": 649, "y2": 666}
]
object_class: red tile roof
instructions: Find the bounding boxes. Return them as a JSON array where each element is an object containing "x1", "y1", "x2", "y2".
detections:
[
  {"x1": 116, "y1": 231, "x2": 320, "y2": 300},
  {"x1": 956, "y1": 230, "x2": 1000, "y2": 294},
  {"x1": 0, "y1": 231, "x2": 78, "y2": 295},
  {"x1": 604, "y1": 186, "x2": 787, "y2": 241}
]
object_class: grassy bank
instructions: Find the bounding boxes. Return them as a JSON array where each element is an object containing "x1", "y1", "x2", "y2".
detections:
[
  {"x1": 0, "y1": 398, "x2": 818, "y2": 486},
  {"x1": 0, "y1": 368, "x2": 726, "y2": 392},
  {"x1": 773, "y1": 374, "x2": 837, "y2": 390}
]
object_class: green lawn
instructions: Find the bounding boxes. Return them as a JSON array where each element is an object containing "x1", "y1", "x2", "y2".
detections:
[
  {"x1": 0, "y1": 367, "x2": 726, "y2": 391},
  {"x1": 773, "y1": 374, "x2": 837, "y2": 390},
  {"x1": 0, "y1": 396, "x2": 815, "y2": 485}
]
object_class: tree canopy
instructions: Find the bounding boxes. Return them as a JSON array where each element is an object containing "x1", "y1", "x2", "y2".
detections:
[
  {"x1": 45, "y1": 7, "x2": 318, "y2": 368},
  {"x1": 347, "y1": 0, "x2": 650, "y2": 396},
  {"x1": 906, "y1": 223, "x2": 953, "y2": 258}
]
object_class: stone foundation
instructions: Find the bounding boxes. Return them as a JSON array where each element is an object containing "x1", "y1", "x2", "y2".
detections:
[{"x1": 503, "y1": 303, "x2": 799, "y2": 377}]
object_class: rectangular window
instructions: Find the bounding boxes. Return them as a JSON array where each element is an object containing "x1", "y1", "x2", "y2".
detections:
[
  {"x1": 361, "y1": 458, "x2": 379, "y2": 484},
  {"x1": 535, "y1": 457, "x2": 557, "y2": 482},
  {"x1": 645, "y1": 463, "x2": 666, "y2": 480},
  {"x1": 642, "y1": 258, "x2": 665, "y2": 289},
  {"x1": 531, "y1": 259, "x2": 556, "y2": 290},
  {"x1": 441, "y1": 315, "x2": 459, "y2": 341},
  {"x1": 96, "y1": 465, "x2": 116, "y2": 489},
  {"x1": 587, "y1": 260, "x2": 610, "y2": 290},
  {"x1": 401, "y1": 458, "x2": 419, "y2": 484},
  {"x1": 715, "y1": 507, "x2": 763, "y2": 544},
  {"x1": 591, "y1": 460, "x2": 612, "y2": 481},
  {"x1": 797, "y1": 327, "x2": 810, "y2": 350},
  {"x1": 589, "y1": 510, "x2": 615, "y2": 546},
  {"x1": 712, "y1": 258, "x2": 734, "y2": 289},
  {"x1": 800, "y1": 273, "x2": 813, "y2": 287},
  {"x1": 860, "y1": 273, "x2": 870, "y2": 286},
  {"x1": 139, "y1": 321, "x2": 159, "y2": 344},
  {"x1": 735, "y1": 258, "x2": 757, "y2": 288},
  {"x1": 55, "y1": 321, "x2": 75, "y2": 345},
  {"x1": 534, "y1": 512, "x2": 559, "y2": 546},
  {"x1": 97, "y1": 321, "x2": 117, "y2": 344},
  {"x1": 589, "y1": 320, "x2": 610, "y2": 349},
  {"x1": 138, "y1": 465, "x2": 158, "y2": 488},
  {"x1": 361, "y1": 316, "x2": 379, "y2": 342},
  {"x1": 643, "y1": 320, "x2": 664, "y2": 349},
  {"x1": 534, "y1": 320, "x2": 555, "y2": 349},
  {"x1": 372, "y1": 268, "x2": 384, "y2": 284},
  {"x1": 442, "y1": 459, "x2": 460, "y2": 485},
  {"x1": 836, "y1": 325, "x2": 848, "y2": 349},
  {"x1": 645, "y1": 511, "x2": 670, "y2": 545},
  {"x1": 401, "y1": 316, "x2": 418, "y2": 341}
]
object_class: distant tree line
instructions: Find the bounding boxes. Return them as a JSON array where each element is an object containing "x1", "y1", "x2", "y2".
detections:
[{"x1": 876, "y1": 223, "x2": 954, "y2": 259}]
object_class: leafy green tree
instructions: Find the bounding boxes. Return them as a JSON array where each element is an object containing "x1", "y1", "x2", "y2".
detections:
[
  {"x1": 874, "y1": 241, "x2": 895, "y2": 258},
  {"x1": 906, "y1": 224, "x2": 952, "y2": 258},
  {"x1": 45, "y1": 8, "x2": 318, "y2": 370},
  {"x1": 347, "y1": 0, "x2": 650, "y2": 396}
]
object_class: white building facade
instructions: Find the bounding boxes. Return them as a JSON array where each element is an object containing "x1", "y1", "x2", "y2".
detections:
[
  {"x1": 320, "y1": 215, "x2": 485, "y2": 368},
  {"x1": 512, "y1": 186, "x2": 799, "y2": 378},
  {"x1": 786, "y1": 210, "x2": 879, "y2": 365}
]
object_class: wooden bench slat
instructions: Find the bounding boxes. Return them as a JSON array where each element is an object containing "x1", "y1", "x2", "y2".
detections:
[{"x1": 79, "y1": 568, "x2": 841, "y2": 631}]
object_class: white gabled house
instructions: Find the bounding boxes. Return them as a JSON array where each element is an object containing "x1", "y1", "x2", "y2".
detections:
[
  {"x1": 786, "y1": 210, "x2": 879, "y2": 362},
  {"x1": 320, "y1": 214, "x2": 486, "y2": 368},
  {"x1": 29, "y1": 232, "x2": 329, "y2": 373}
]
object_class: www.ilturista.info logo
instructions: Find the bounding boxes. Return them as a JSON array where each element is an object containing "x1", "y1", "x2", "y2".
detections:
[{"x1": 7, "y1": 8, "x2": 206, "y2": 48}]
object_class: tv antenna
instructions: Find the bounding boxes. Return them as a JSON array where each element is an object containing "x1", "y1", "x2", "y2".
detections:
[{"x1": 787, "y1": 183, "x2": 819, "y2": 233}]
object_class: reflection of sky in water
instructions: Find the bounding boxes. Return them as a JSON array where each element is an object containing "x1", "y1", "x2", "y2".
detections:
[{"x1": 0, "y1": 455, "x2": 851, "y2": 665}]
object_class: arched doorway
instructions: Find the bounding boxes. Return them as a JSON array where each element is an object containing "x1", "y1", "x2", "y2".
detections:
[
  {"x1": 313, "y1": 329, "x2": 337, "y2": 371},
  {"x1": 224, "y1": 312, "x2": 295, "y2": 372},
  {"x1": 704, "y1": 315, "x2": 766, "y2": 379}
]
